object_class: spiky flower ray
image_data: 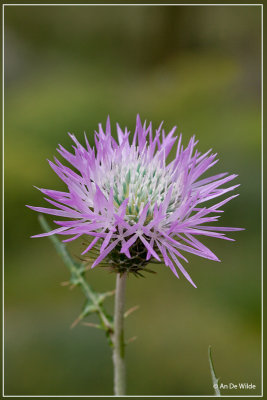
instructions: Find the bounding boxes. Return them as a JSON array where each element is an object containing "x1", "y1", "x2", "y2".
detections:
[{"x1": 27, "y1": 115, "x2": 243, "y2": 287}]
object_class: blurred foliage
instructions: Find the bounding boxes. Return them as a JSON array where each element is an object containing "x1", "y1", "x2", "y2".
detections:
[{"x1": 4, "y1": 5, "x2": 261, "y2": 396}]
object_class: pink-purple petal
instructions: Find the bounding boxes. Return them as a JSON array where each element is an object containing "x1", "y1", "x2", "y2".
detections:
[{"x1": 28, "y1": 115, "x2": 243, "y2": 287}]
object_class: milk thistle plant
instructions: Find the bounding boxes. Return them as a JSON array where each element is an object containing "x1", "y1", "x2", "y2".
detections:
[{"x1": 28, "y1": 115, "x2": 242, "y2": 395}]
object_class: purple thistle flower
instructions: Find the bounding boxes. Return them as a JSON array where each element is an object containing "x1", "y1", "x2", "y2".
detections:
[{"x1": 27, "y1": 115, "x2": 243, "y2": 287}]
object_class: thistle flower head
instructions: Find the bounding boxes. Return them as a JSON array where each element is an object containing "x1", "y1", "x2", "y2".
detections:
[{"x1": 28, "y1": 115, "x2": 242, "y2": 287}]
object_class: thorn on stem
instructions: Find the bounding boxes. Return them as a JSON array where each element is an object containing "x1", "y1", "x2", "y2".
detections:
[
  {"x1": 105, "y1": 289, "x2": 116, "y2": 297},
  {"x1": 126, "y1": 336, "x2": 137, "y2": 344},
  {"x1": 124, "y1": 305, "x2": 140, "y2": 318}
]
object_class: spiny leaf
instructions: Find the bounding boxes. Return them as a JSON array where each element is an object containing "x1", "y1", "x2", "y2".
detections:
[
  {"x1": 38, "y1": 215, "x2": 115, "y2": 343},
  {"x1": 82, "y1": 300, "x2": 99, "y2": 317},
  {"x1": 208, "y1": 346, "x2": 221, "y2": 396},
  {"x1": 70, "y1": 316, "x2": 81, "y2": 329}
]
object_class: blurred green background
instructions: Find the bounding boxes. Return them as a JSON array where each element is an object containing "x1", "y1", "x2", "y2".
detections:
[{"x1": 4, "y1": 4, "x2": 261, "y2": 396}]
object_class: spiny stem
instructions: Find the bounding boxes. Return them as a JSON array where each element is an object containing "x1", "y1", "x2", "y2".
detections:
[{"x1": 113, "y1": 273, "x2": 127, "y2": 396}]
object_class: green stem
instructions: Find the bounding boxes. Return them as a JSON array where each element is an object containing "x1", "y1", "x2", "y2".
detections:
[{"x1": 113, "y1": 273, "x2": 127, "y2": 396}]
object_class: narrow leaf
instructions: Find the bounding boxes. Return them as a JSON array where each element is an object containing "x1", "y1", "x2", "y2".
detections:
[{"x1": 208, "y1": 346, "x2": 221, "y2": 396}]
